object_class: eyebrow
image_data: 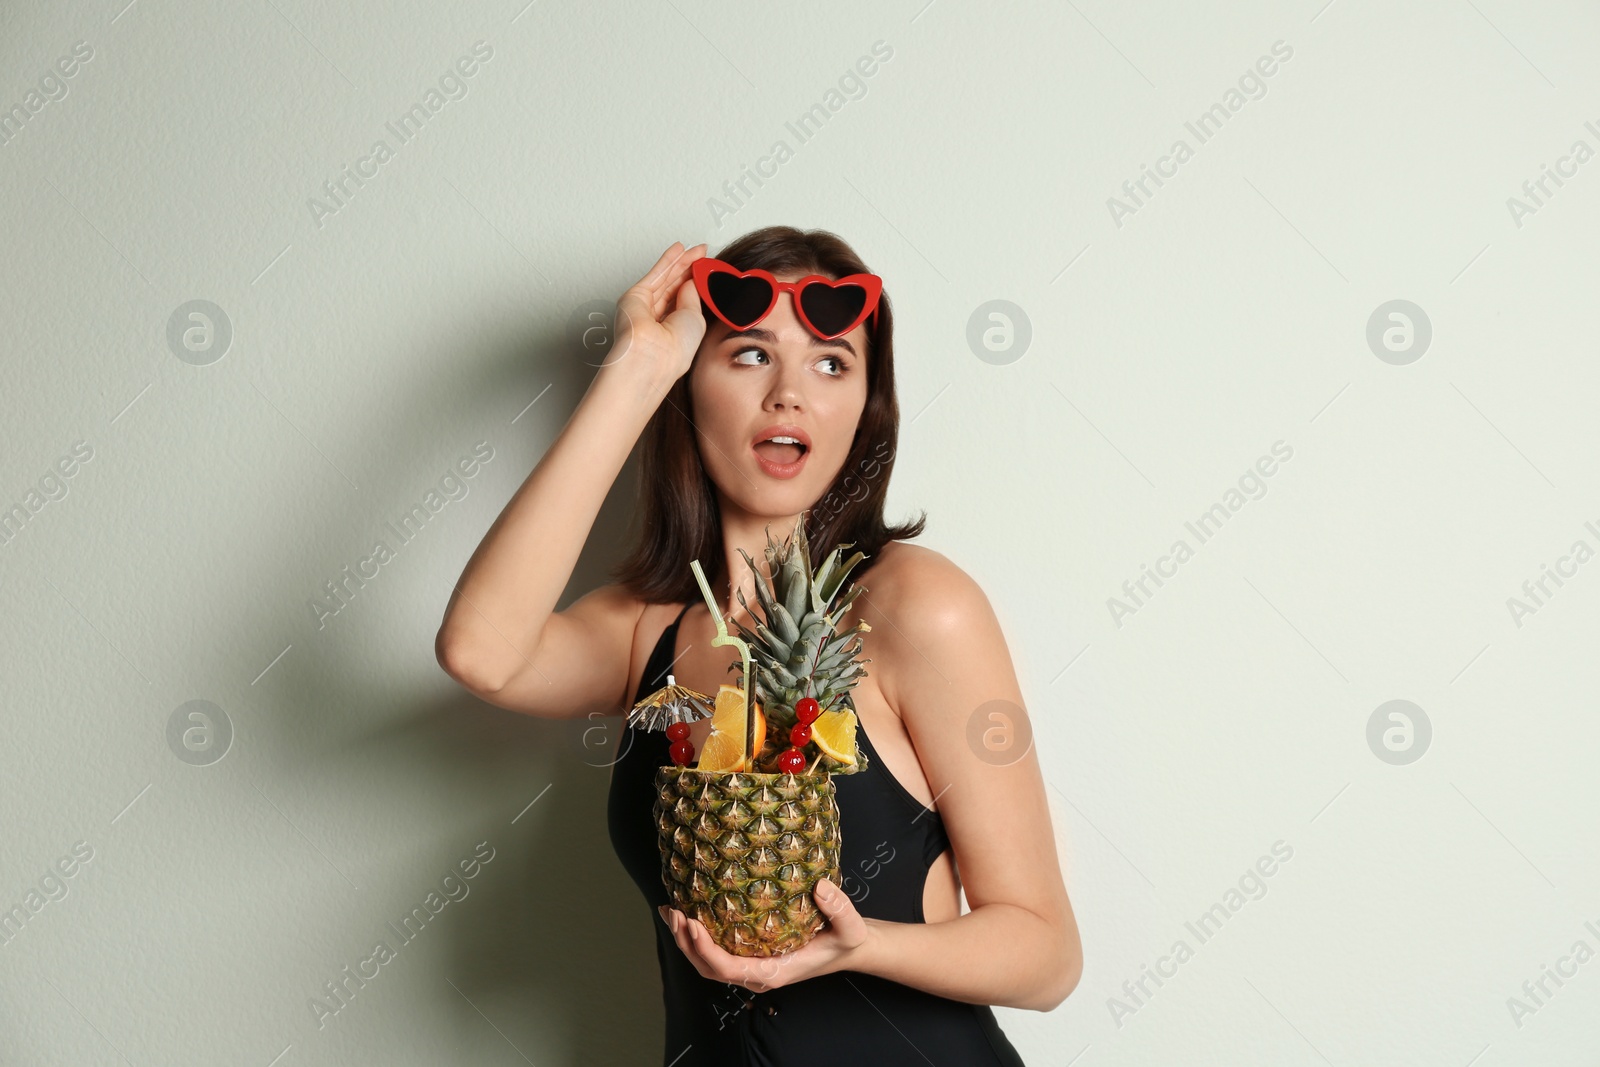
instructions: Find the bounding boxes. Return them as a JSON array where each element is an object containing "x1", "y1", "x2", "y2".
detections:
[{"x1": 722, "y1": 325, "x2": 858, "y2": 360}]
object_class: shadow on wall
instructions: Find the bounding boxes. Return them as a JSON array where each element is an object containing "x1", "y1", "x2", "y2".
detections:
[
  {"x1": 352, "y1": 701, "x2": 661, "y2": 1066},
  {"x1": 235, "y1": 300, "x2": 663, "y2": 1065}
]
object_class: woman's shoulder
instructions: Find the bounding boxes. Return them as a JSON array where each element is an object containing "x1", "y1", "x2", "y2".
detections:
[
  {"x1": 850, "y1": 540, "x2": 1006, "y2": 716},
  {"x1": 855, "y1": 540, "x2": 993, "y2": 632}
]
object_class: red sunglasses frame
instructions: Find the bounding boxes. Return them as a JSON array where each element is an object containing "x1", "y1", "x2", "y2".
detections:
[{"x1": 692, "y1": 257, "x2": 883, "y2": 341}]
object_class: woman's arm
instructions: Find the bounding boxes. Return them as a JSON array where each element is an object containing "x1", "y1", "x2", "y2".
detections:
[
  {"x1": 435, "y1": 241, "x2": 707, "y2": 717},
  {"x1": 845, "y1": 549, "x2": 1082, "y2": 1012},
  {"x1": 657, "y1": 549, "x2": 1082, "y2": 1010}
]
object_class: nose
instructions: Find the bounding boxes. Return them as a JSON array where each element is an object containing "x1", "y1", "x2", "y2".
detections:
[{"x1": 765, "y1": 351, "x2": 805, "y2": 411}]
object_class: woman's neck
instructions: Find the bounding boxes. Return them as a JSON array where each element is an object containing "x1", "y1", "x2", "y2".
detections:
[{"x1": 710, "y1": 508, "x2": 803, "y2": 627}]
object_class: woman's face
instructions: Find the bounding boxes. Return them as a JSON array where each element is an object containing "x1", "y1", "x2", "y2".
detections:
[{"x1": 688, "y1": 271, "x2": 871, "y2": 520}]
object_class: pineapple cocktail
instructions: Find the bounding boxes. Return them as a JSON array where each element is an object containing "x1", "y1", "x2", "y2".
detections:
[{"x1": 628, "y1": 515, "x2": 871, "y2": 956}]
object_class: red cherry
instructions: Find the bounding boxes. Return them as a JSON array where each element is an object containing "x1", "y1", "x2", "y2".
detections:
[
  {"x1": 789, "y1": 723, "x2": 812, "y2": 746},
  {"x1": 665, "y1": 722, "x2": 691, "y2": 742},
  {"x1": 669, "y1": 739, "x2": 695, "y2": 766},
  {"x1": 795, "y1": 697, "x2": 821, "y2": 724},
  {"x1": 777, "y1": 748, "x2": 806, "y2": 774}
]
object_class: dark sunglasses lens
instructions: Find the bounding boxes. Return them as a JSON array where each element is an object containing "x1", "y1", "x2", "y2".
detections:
[
  {"x1": 705, "y1": 272, "x2": 774, "y2": 328},
  {"x1": 800, "y1": 283, "x2": 869, "y2": 337}
]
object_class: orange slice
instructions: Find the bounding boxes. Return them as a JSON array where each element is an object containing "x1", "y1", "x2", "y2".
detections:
[
  {"x1": 809, "y1": 706, "x2": 858, "y2": 766},
  {"x1": 696, "y1": 683, "x2": 766, "y2": 772}
]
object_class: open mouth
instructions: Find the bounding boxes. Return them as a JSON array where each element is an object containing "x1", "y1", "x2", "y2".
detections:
[
  {"x1": 753, "y1": 439, "x2": 807, "y2": 464},
  {"x1": 751, "y1": 429, "x2": 811, "y2": 479}
]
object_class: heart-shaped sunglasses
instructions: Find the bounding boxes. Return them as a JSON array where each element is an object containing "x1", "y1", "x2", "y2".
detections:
[{"x1": 692, "y1": 257, "x2": 883, "y2": 341}]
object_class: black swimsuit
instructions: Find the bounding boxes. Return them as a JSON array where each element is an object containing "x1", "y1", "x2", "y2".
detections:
[{"x1": 607, "y1": 603, "x2": 1029, "y2": 1067}]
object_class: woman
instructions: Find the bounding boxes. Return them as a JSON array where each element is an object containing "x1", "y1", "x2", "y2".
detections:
[{"x1": 436, "y1": 227, "x2": 1082, "y2": 1066}]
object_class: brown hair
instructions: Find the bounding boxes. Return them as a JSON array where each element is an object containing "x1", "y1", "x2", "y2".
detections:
[{"x1": 609, "y1": 225, "x2": 927, "y2": 603}]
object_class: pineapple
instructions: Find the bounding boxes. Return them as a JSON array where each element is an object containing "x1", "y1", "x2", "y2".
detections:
[
  {"x1": 730, "y1": 514, "x2": 873, "y2": 775},
  {"x1": 649, "y1": 514, "x2": 873, "y2": 956},
  {"x1": 653, "y1": 765, "x2": 840, "y2": 956}
]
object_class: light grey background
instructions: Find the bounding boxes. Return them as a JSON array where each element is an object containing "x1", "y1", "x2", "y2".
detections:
[{"x1": 2, "y1": 0, "x2": 1597, "y2": 1064}]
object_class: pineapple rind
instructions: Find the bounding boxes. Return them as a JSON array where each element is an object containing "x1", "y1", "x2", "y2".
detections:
[{"x1": 654, "y1": 767, "x2": 840, "y2": 957}]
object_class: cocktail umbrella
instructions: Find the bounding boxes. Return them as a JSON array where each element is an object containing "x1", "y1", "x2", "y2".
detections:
[{"x1": 626, "y1": 674, "x2": 714, "y2": 733}]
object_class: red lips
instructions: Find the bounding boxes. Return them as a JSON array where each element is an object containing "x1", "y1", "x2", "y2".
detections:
[{"x1": 751, "y1": 424, "x2": 811, "y2": 479}]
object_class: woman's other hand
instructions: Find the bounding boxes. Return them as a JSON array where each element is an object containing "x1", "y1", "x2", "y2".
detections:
[
  {"x1": 657, "y1": 878, "x2": 872, "y2": 991},
  {"x1": 609, "y1": 241, "x2": 708, "y2": 388}
]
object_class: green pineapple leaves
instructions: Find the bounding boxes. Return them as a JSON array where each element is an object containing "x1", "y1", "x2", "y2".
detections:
[{"x1": 729, "y1": 513, "x2": 872, "y2": 775}]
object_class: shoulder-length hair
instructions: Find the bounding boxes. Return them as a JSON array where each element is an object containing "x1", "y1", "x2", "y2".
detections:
[{"x1": 610, "y1": 225, "x2": 927, "y2": 603}]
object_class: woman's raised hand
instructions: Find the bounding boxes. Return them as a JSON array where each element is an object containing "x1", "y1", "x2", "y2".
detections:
[{"x1": 609, "y1": 241, "x2": 709, "y2": 387}]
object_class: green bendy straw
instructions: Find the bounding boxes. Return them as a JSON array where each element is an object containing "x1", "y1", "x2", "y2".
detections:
[{"x1": 689, "y1": 559, "x2": 755, "y2": 767}]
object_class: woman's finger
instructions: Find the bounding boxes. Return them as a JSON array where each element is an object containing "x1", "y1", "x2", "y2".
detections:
[
  {"x1": 676, "y1": 912, "x2": 739, "y2": 984},
  {"x1": 649, "y1": 243, "x2": 706, "y2": 321},
  {"x1": 641, "y1": 248, "x2": 688, "y2": 318},
  {"x1": 639, "y1": 242, "x2": 697, "y2": 302},
  {"x1": 673, "y1": 913, "x2": 698, "y2": 965},
  {"x1": 689, "y1": 918, "x2": 796, "y2": 990},
  {"x1": 683, "y1": 917, "x2": 725, "y2": 976},
  {"x1": 662, "y1": 907, "x2": 718, "y2": 981},
  {"x1": 666, "y1": 910, "x2": 693, "y2": 959},
  {"x1": 637, "y1": 242, "x2": 686, "y2": 292},
  {"x1": 812, "y1": 878, "x2": 869, "y2": 948},
  {"x1": 662, "y1": 906, "x2": 807, "y2": 990},
  {"x1": 619, "y1": 244, "x2": 688, "y2": 328},
  {"x1": 675, "y1": 271, "x2": 702, "y2": 315},
  {"x1": 662, "y1": 279, "x2": 707, "y2": 357}
]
